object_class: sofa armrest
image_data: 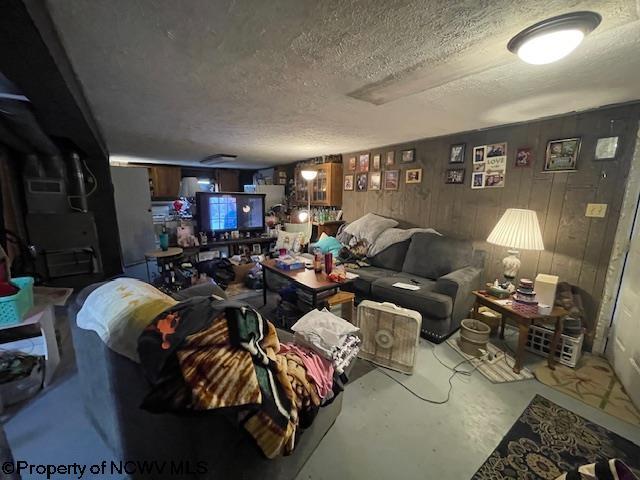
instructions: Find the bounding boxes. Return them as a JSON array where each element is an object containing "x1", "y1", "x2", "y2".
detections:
[{"x1": 434, "y1": 266, "x2": 482, "y2": 323}]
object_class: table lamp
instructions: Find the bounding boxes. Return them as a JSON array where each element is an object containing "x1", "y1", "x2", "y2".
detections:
[{"x1": 486, "y1": 208, "x2": 544, "y2": 285}]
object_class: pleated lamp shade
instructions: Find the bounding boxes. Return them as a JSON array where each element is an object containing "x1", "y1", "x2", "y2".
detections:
[{"x1": 487, "y1": 208, "x2": 544, "y2": 251}]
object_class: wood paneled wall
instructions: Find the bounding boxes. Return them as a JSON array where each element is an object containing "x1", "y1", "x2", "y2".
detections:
[{"x1": 342, "y1": 104, "x2": 640, "y2": 342}]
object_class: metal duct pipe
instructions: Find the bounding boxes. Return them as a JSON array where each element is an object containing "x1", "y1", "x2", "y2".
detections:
[{"x1": 69, "y1": 152, "x2": 88, "y2": 212}]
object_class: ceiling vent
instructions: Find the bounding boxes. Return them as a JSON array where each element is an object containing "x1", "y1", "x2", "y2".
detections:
[{"x1": 200, "y1": 154, "x2": 237, "y2": 166}]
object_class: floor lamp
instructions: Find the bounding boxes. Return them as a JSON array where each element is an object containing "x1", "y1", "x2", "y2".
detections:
[{"x1": 299, "y1": 169, "x2": 318, "y2": 242}]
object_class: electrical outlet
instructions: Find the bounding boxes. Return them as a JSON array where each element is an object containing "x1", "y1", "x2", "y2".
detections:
[{"x1": 586, "y1": 203, "x2": 607, "y2": 218}]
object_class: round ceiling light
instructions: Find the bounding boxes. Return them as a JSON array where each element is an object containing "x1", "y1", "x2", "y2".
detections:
[{"x1": 507, "y1": 11, "x2": 601, "y2": 65}]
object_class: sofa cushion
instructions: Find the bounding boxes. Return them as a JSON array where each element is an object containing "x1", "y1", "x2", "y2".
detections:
[
  {"x1": 402, "y1": 232, "x2": 473, "y2": 280},
  {"x1": 346, "y1": 266, "x2": 399, "y2": 296},
  {"x1": 371, "y1": 274, "x2": 452, "y2": 319},
  {"x1": 369, "y1": 239, "x2": 410, "y2": 272},
  {"x1": 343, "y1": 213, "x2": 398, "y2": 245}
]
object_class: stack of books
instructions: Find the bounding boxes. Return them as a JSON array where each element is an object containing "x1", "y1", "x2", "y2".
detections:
[{"x1": 514, "y1": 278, "x2": 537, "y2": 305}]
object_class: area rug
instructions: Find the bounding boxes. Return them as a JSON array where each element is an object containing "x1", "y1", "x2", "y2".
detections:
[
  {"x1": 535, "y1": 353, "x2": 640, "y2": 427},
  {"x1": 472, "y1": 395, "x2": 640, "y2": 480},
  {"x1": 446, "y1": 335, "x2": 534, "y2": 383}
]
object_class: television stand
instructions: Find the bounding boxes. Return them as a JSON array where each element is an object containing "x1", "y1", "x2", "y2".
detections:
[{"x1": 198, "y1": 236, "x2": 276, "y2": 257}]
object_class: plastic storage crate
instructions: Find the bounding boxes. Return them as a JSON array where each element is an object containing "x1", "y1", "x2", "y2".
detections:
[
  {"x1": 526, "y1": 323, "x2": 583, "y2": 367},
  {"x1": 0, "y1": 277, "x2": 35, "y2": 327}
]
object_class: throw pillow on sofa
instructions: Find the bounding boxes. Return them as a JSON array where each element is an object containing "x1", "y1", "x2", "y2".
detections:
[
  {"x1": 402, "y1": 232, "x2": 473, "y2": 280},
  {"x1": 275, "y1": 230, "x2": 303, "y2": 253},
  {"x1": 315, "y1": 235, "x2": 343, "y2": 257},
  {"x1": 343, "y1": 213, "x2": 398, "y2": 245}
]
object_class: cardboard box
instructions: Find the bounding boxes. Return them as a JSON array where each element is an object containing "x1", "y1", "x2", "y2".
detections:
[{"x1": 231, "y1": 263, "x2": 256, "y2": 284}]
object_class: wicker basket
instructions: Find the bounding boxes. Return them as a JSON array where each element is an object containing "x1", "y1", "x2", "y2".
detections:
[
  {"x1": 0, "y1": 277, "x2": 35, "y2": 327},
  {"x1": 459, "y1": 318, "x2": 491, "y2": 357}
]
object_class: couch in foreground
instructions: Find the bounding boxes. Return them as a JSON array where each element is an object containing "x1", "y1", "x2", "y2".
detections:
[
  {"x1": 347, "y1": 232, "x2": 486, "y2": 343},
  {"x1": 69, "y1": 283, "x2": 342, "y2": 480}
]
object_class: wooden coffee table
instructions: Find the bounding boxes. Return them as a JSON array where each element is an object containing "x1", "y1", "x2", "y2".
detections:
[
  {"x1": 472, "y1": 290, "x2": 568, "y2": 374},
  {"x1": 261, "y1": 258, "x2": 352, "y2": 309}
]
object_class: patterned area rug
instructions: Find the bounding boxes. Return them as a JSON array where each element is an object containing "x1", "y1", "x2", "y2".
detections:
[
  {"x1": 472, "y1": 395, "x2": 640, "y2": 480},
  {"x1": 535, "y1": 354, "x2": 640, "y2": 427},
  {"x1": 446, "y1": 335, "x2": 534, "y2": 383}
]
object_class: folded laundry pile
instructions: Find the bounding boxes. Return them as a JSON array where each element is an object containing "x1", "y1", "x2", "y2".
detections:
[{"x1": 291, "y1": 309, "x2": 361, "y2": 376}]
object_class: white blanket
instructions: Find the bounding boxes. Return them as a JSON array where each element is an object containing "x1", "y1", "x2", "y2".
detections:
[
  {"x1": 368, "y1": 227, "x2": 440, "y2": 256},
  {"x1": 76, "y1": 278, "x2": 177, "y2": 362}
]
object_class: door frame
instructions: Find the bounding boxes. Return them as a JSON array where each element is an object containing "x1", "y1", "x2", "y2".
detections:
[
  {"x1": 593, "y1": 124, "x2": 640, "y2": 354},
  {"x1": 605, "y1": 190, "x2": 640, "y2": 356}
]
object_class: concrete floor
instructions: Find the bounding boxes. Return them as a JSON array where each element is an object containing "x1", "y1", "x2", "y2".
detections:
[
  {"x1": 4, "y1": 308, "x2": 640, "y2": 480},
  {"x1": 297, "y1": 335, "x2": 640, "y2": 479}
]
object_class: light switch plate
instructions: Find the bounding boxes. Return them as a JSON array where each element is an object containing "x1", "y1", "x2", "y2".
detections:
[{"x1": 586, "y1": 203, "x2": 607, "y2": 218}]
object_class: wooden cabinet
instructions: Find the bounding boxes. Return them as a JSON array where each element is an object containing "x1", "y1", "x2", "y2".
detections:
[
  {"x1": 295, "y1": 163, "x2": 343, "y2": 206},
  {"x1": 148, "y1": 166, "x2": 181, "y2": 198}
]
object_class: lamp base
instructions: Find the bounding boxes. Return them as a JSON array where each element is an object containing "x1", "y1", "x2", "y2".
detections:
[{"x1": 502, "y1": 250, "x2": 521, "y2": 291}]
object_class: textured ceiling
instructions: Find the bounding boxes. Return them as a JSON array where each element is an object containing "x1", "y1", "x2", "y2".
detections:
[{"x1": 45, "y1": 0, "x2": 640, "y2": 168}]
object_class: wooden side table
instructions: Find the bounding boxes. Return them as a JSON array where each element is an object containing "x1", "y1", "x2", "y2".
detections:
[
  {"x1": 324, "y1": 291, "x2": 355, "y2": 323},
  {"x1": 471, "y1": 290, "x2": 568, "y2": 374},
  {"x1": 313, "y1": 221, "x2": 345, "y2": 241},
  {"x1": 144, "y1": 247, "x2": 184, "y2": 285}
]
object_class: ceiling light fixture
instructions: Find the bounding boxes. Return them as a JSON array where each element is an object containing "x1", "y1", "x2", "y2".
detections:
[
  {"x1": 200, "y1": 154, "x2": 237, "y2": 165},
  {"x1": 300, "y1": 169, "x2": 318, "y2": 181},
  {"x1": 507, "y1": 11, "x2": 601, "y2": 65}
]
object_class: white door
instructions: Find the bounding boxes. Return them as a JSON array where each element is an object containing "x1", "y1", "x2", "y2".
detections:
[{"x1": 607, "y1": 196, "x2": 640, "y2": 407}]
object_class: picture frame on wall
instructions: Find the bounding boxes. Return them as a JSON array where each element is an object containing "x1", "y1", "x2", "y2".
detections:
[
  {"x1": 372, "y1": 154, "x2": 381, "y2": 171},
  {"x1": 344, "y1": 174, "x2": 354, "y2": 191},
  {"x1": 471, "y1": 172, "x2": 484, "y2": 189},
  {"x1": 473, "y1": 146, "x2": 485, "y2": 164},
  {"x1": 486, "y1": 142, "x2": 507, "y2": 158},
  {"x1": 383, "y1": 170, "x2": 399, "y2": 190},
  {"x1": 385, "y1": 151, "x2": 395, "y2": 166},
  {"x1": 544, "y1": 137, "x2": 580, "y2": 172},
  {"x1": 358, "y1": 153, "x2": 370, "y2": 172},
  {"x1": 595, "y1": 136, "x2": 619, "y2": 160},
  {"x1": 515, "y1": 147, "x2": 533, "y2": 167},
  {"x1": 348, "y1": 156, "x2": 356, "y2": 171},
  {"x1": 400, "y1": 148, "x2": 415, "y2": 163},
  {"x1": 356, "y1": 173, "x2": 368, "y2": 191},
  {"x1": 369, "y1": 172, "x2": 381, "y2": 190},
  {"x1": 405, "y1": 168, "x2": 422, "y2": 184},
  {"x1": 450, "y1": 143, "x2": 465, "y2": 163},
  {"x1": 445, "y1": 168, "x2": 465, "y2": 184}
]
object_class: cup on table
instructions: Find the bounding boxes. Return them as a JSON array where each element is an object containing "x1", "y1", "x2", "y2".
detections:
[
  {"x1": 159, "y1": 233, "x2": 169, "y2": 251},
  {"x1": 279, "y1": 248, "x2": 287, "y2": 257}
]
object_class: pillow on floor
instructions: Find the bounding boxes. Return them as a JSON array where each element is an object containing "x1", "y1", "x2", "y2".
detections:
[{"x1": 343, "y1": 213, "x2": 398, "y2": 245}]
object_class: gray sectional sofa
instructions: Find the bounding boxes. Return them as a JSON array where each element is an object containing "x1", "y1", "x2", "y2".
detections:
[
  {"x1": 69, "y1": 282, "x2": 343, "y2": 480},
  {"x1": 347, "y1": 232, "x2": 486, "y2": 343}
]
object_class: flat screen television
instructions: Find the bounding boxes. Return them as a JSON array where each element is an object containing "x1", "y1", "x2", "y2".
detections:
[{"x1": 196, "y1": 192, "x2": 265, "y2": 233}]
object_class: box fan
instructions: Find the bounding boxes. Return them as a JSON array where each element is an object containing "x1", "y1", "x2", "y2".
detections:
[{"x1": 355, "y1": 300, "x2": 421, "y2": 374}]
